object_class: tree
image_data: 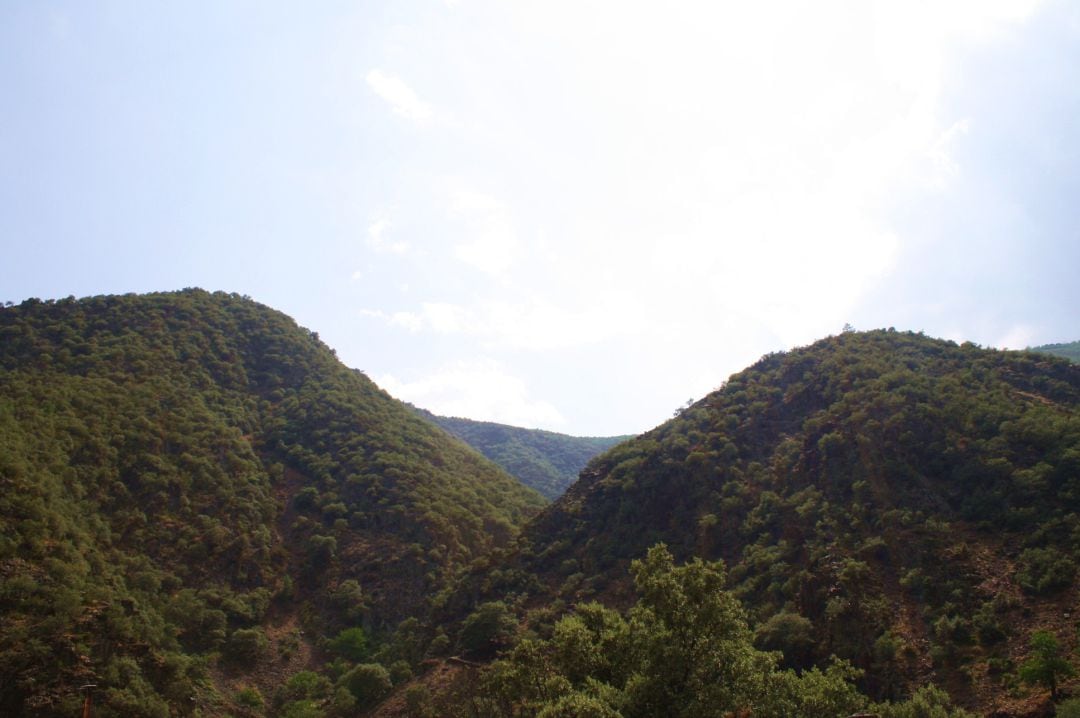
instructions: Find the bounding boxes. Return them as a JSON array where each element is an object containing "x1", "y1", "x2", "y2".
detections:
[
  {"x1": 480, "y1": 544, "x2": 870, "y2": 718},
  {"x1": 625, "y1": 544, "x2": 774, "y2": 715},
  {"x1": 225, "y1": 627, "x2": 269, "y2": 667},
  {"x1": 1019, "y1": 630, "x2": 1075, "y2": 699},
  {"x1": 328, "y1": 627, "x2": 369, "y2": 662},
  {"x1": 338, "y1": 663, "x2": 392, "y2": 708},
  {"x1": 460, "y1": 601, "x2": 517, "y2": 656},
  {"x1": 754, "y1": 611, "x2": 816, "y2": 669}
]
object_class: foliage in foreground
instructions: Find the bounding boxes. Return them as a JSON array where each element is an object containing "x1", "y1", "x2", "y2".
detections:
[{"x1": 472, "y1": 545, "x2": 970, "y2": 718}]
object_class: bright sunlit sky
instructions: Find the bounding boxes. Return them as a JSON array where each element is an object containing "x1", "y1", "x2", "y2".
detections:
[{"x1": 2, "y1": 1, "x2": 1078, "y2": 435}]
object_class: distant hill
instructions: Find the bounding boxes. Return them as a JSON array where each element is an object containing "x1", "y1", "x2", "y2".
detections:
[
  {"x1": 461, "y1": 330, "x2": 1080, "y2": 715},
  {"x1": 0, "y1": 290, "x2": 543, "y2": 716},
  {"x1": 414, "y1": 408, "x2": 629, "y2": 499},
  {"x1": 1031, "y1": 340, "x2": 1080, "y2": 363}
]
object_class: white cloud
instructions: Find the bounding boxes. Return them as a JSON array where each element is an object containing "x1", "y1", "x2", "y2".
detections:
[
  {"x1": 362, "y1": 295, "x2": 640, "y2": 351},
  {"x1": 996, "y1": 324, "x2": 1037, "y2": 350},
  {"x1": 454, "y1": 230, "x2": 518, "y2": 275},
  {"x1": 359, "y1": 307, "x2": 425, "y2": 331},
  {"x1": 450, "y1": 188, "x2": 504, "y2": 214},
  {"x1": 351, "y1": 0, "x2": 1049, "y2": 432},
  {"x1": 377, "y1": 359, "x2": 566, "y2": 428},
  {"x1": 367, "y1": 216, "x2": 411, "y2": 254},
  {"x1": 366, "y1": 69, "x2": 432, "y2": 123},
  {"x1": 446, "y1": 187, "x2": 520, "y2": 275},
  {"x1": 925, "y1": 119, "x2": 972, "y2": 189}
]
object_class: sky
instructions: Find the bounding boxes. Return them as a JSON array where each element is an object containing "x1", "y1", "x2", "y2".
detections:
[{"x1": 2, "y1": 1, "x2": 1078, "y2": 436}]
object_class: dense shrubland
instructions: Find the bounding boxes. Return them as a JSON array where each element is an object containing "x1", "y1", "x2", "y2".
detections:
[
  {"x1": 4, "y1": 292, "x2": 1080, "y2": 716},
  {"x1": 0, "y1": 290, "x2": 543, "y2": 715},
  {"x1": 415, "y1": 408, "x2": 628, "y2": 500},
  {"x1": 467, "y1": 544, "x2": 972, "y2": 718},
  {"x1": 466, "y1": 330, "x2": 1080, "y2": 713},
  {"x1": 1031, "y1": 341, "x2": 1080, "y2": 363}
]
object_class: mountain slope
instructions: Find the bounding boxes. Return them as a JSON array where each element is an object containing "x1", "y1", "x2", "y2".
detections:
[
  {"x1": 414, "y1": 408, "x2": 629, "y2": 499},
  {"x1": 1031, "y1": 340, "x2": 1080, "y2": 363},
  {"x1": 0, "y1": 290, "x2": 544, "y2": 716},
  {"x1": 479, "y1": 330, "x2": 1080, "y2": 714}
]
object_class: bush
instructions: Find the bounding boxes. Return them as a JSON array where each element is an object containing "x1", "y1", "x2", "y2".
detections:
[
  {"x1": 459, "y1": 601, "x2": 517, "y2": 656},
  {"x1": 389, "y1": 659, "x2": 413, "y2": 685},
  {"x1": 1017, "y1": 547, "x2": 1076, "y2": 595},
  {"x1": 280, "y1": 700, "x2": 324, "y2": 718},
  {"x1": 1056, "y1": 698, "x2": 1080, "y2": 718},
  {"x1": 404, "y1": 684, "x2": 435, "y2": 718},
  {"x1": 225, "y1": 627, "x2": 269, "y2": 667},
  {"x1": 275, "y1": 671, "x2": 332, "y2": 706},
  {"x1": 338, "y1": 663, "x2": 392, "y2": 708},
  {"x1": 328, "y1": 627, "x2": 368, "y2": 662},
  {"x1": 754, "y1": 611, "x2": 815, "y2": 668},
  {"x1": 306, "y1": 534, "x2": 337, "y2": 564},
  {"x1": 235, "y1": 685, "x2": 264, "y2": 711},
  {"x1": 427, "y1": 631, "x2": 451, "y2": 657}
]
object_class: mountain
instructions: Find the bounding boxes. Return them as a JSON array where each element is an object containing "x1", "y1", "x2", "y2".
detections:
[
  {"x1": 413, "y1": 408, "x2": 629, "y2": 499},
  {"x1": 8, "y1": 295, "x2": 1080, "y2": 716},
  {"x1": 466, "y1": 330, "x2": 1080, "y2": 715},
  {"x1": 1031, "y1": 340, "x2": 1080, "y2": 363},
  {"x1": 0, "y1": 290, "x2": 544, "y2": 716}
]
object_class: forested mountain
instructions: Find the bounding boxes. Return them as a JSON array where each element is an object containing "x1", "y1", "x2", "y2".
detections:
[
  {"x1": 6, "y1": 294, "x2": 1080, "y2": 717},
  {"x1": 458, "y1": 330, "x2": 1080, "y2": 716},
  {"x1": 1031, "y1": 340, "x2": 1080, "y2": 363},
  {"x1": 0, "y1": 290, "x2": 544, "y2": 717},
  {"x1": 412, "y1": 408, "x2": 629, "y2": 499}
]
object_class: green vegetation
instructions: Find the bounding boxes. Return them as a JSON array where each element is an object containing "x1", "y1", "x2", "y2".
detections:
[
  {"x1": 1031, "y1": 340, "x2": 1080, "y2": 363},
  {"x1": 0, "y1": 290, "x2": 543, "y2": 715},
  {"x1": 4, "y1": 293, "x2": 1080, "y2": 716},
  {"x1": 472, "y1": 545, "x2": 970, "y2": 717},
  {"x1": 1019, "y1": 630, "x2": 1075, "y2": 699},
  {"x1": 460, "y1": 601, "x2": 518, "y2": 657},
  {"x1": 415, "y1": 408, "x2": 629, "y2": 499},
  {"x1": 467, "y1": 329, "x2": 1080, "y2": 712}
]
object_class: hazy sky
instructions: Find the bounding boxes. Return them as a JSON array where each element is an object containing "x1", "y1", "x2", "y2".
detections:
[{"x1": 2, "y1": 1, "x2": 1078, "y2": 435}]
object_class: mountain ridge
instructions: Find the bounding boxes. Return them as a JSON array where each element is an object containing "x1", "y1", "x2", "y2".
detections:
[
  {"x1": 459, "y1": 329, "x2": 1080, "y2": 715},
  {"x1": 1031, "y1": 340, "x2": 1080, "y2": 363},
  {"x1": 411, "y1": 406, "x2": 630, "y2": 499},
  {"x1": 0, "y1": 289, "x2": 544, "y2": 715},
  {"x1": 5, "y1": 293, "x2": 1080, "y2": 716}
]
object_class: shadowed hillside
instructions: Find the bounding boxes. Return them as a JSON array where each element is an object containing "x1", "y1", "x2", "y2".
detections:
[
  {"x1": 413, "y1": 408, "x2": 629, "y2": 499},
  {"x1": 459, "y1": 330, "x2": 1080, "y2": 715},
  {"x1": 0, "y1": 290, "x2": 544, "y2": 716},
  {"x1": 1031, "y1": 340, "x2": 1080, "y2": 363}
]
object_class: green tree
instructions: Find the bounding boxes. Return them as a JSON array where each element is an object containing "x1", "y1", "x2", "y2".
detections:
[
  {"x1": 624, "y1": 545, "x2": 776, "y2": 715},
  {"x1": 328, "y1": 627, "x2": 369, "y2": 662},
  {"x1": 480, "y1": 544, "x2": 870, "y2": 718},
  {"x1": 754, "y1": 611, "x2": 816, "y2": 668},
  {"x1": 460, "y1": 601, "x2": 518, "y2": 656},
  {"x1": 1019, "y1": 630, "x2": 1075, "y2": 699},
  {"x1": 225, "y1": 627, "x2": 269, "y2": 667},
  {"x1": 338, "y1": 663, "x2": 392, "y2": 708},
  {"x1": 873, "y1": 684, "x2": 972, "y2": 718}
]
